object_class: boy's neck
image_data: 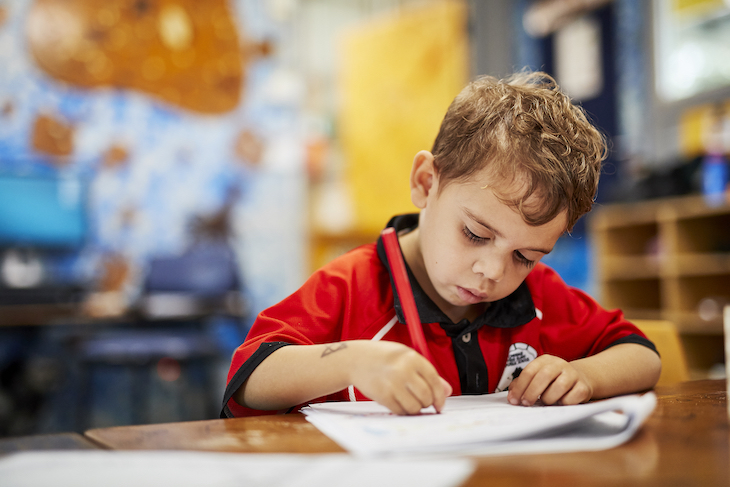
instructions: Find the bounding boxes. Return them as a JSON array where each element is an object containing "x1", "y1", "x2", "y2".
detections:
[{"x1": 399, "y1": 229, "x2": 487, "y2": 324}]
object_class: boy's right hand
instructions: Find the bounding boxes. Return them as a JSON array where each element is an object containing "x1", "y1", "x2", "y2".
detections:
[{"x1": 348, "y1": 341, "x2": 452, "y2": 415}]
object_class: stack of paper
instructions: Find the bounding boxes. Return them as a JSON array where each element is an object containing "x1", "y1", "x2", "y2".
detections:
[
  {"x1": 0, "y1": 451, "x2": 475, "y2": 487},
  {"x1": 302, "y1": 391, "x2": 656, "y2": 457}
]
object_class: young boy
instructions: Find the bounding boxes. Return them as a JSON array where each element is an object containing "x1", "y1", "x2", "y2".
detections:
[{"x1": 221, "y1": 71, "x2": 662, "y2": 418}]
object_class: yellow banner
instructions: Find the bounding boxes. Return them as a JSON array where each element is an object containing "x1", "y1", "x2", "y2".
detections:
[{"x1": 338, "y1": 0, "x2": 468, "y2": 233}]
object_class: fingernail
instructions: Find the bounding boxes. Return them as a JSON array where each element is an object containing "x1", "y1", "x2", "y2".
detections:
[
  {"x1": 522, "y1": 399, "x2": 530, "y2": 407},
  {"x1": 508, "y1": 396, "x2": 519, "y2": 405}
]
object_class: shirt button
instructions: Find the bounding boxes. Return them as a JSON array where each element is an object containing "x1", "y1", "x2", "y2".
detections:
[{"x1": 462, "y1": 332, "x2": 471, "y2": 343}]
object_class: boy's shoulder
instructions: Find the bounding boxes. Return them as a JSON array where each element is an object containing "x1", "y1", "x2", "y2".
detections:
[
  {"x1": 524, "y1": 262, "x2": 604, "y2": 320},
  {"x1": 315, "y1": 241, "x2": 389, "y2": 287},
  {"x1": 523, "y1": 262, "x2": 572, "y2": 303},
  {"x1": 311, "y1": 242, "x2": 397, "y2": 328},
  {"x1": 525, "y1": 262, "x2": 560, "y2": 281},
  {"x1": 320, "y1": 241, "x2": 380, "y2": 270}
]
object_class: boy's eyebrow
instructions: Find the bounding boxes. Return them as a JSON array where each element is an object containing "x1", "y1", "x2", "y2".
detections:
[{"x1": 464, "y1": 209, "x2": 554, "y2": 254}]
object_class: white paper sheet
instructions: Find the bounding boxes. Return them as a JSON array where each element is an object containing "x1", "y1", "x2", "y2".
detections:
[
  {"x1": 0, "y1": 451, "x2": 475, "y2": 487},
  {"x1": 303, "y1": 391, "x2": 657, "y2": 457}
]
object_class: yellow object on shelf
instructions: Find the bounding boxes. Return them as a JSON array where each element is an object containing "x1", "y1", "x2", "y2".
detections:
[
  {"x1": 678, "y1": 100, "x2": 730, "y2": 159},
  {"x1": 631, "y1": 319, "x2": 690, "y2": 386},
  {"x1": 672, "y1": 0, "x2": 726, "y2": 18}
]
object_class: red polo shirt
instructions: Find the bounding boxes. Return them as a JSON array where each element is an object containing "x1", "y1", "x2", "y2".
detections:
[{"x1": 222, "y1": 215, "x2": 655, "y2": 418}]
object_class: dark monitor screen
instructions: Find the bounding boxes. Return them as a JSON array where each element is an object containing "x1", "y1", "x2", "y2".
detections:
[{"x1": 0, "y1": 175, "x2": 87, "y2": 249}]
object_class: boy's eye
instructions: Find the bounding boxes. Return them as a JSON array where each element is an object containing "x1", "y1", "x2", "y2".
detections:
[
  {"x1": 514, "y1": 251, "x2": 535, "y2": 268},
  {"x1": 462, "y1": 226, "x2": 488, "y2": 244},
  {"x1": 463, "y1": 225, "x2": 536, "y2": 268}
]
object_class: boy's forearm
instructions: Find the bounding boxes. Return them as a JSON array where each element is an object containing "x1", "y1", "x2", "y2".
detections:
[
  {"x1": 234, "y1": 339, "x2": 451, "y2": 415},
  {"x1": 234, "y1": 341, "x2": 363, "y2": 411},
  {"x1": 571, "y1": 343, "x2": 662, "y2": 399}
]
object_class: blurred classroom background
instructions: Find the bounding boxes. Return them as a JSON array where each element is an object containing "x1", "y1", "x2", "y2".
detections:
[{"x1": 0, "y1": 0, "x2": 728, "y2": 438}]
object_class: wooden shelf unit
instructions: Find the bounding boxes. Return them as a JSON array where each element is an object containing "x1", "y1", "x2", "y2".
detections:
[{"x1": 589, "y1": 194, "x2": 730, "y2": 377}]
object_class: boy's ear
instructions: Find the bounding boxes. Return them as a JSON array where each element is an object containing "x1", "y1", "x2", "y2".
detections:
[{"x1": 410, "y1": 150, "x2": 437, "y2": 209}]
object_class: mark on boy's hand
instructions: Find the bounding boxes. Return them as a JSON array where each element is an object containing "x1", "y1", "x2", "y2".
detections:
[{"x1": 321, "y1": 343, "x2": 347, "y2": 358}]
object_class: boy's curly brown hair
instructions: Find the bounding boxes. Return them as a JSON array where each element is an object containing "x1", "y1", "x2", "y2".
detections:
[{"x1": 431, "y1": 71, "x2": 607, "y2": 231}]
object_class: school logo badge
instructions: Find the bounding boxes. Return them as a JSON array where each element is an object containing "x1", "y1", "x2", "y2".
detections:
[{"x1": 495, "y1": 343, "x2": 538, "y2": 392}]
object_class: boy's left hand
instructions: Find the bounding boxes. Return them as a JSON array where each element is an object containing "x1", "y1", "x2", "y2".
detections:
[{"x1": 507, "y1": 354, "x2": 593, "y2": 406}]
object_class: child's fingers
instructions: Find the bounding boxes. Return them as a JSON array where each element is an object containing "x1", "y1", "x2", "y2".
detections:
[
  {"x1": 508, "y1": 357, "x2": 561, "y2": 406},
  {"x1": 386, "y1": 375, "x2": 445, "y2": 415},
  {"x1": 519, "y1": 367, "x2": 558, "y2": 405},
  {"x1": 393, "y1": 386, "x2": 429, "y2": 415},
  {"x1": 507, "y1": 362, "x2": 538, "y2": 405},
  {"x1": 539, "y1": 372, "x2": 577, "y2": 405},
  {"x1": 353, "y1": 341, "x2": 451, "y2": 414},
  {"x1": 378, "y1": 393, "x2": 409, "y2": 415},
  {"x1": 404, "y1": 376, "x2": 435, "y2": 409},
  {"x1": 439, "y1": 377, "x2": 453, "y2": 403},
  {"x1": 402, "y1": 366, "x2": 450, "y2": 413},
  {"x1": 555, "y1": 380, "x2": 592, "y2": 405},
  {"x1": 396, "y1": 363, "x2": 450, "y2": 414},
  {"x1": 508, "y1": 355, "x2": 594, "y2": 407},
  {"x1": 430, "y1": 376, "x2": 452, "y2": 412},
  {"x1": 441, "y1": 376, "x2": 453, "y2": 396},
  {"x1": 419, "y1": 367, "x2": 450, "y2": 413}
]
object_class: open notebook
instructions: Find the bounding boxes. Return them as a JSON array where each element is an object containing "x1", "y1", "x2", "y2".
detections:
[{"x1": 302, "y1": 391, "x2": 657, "y2": 457}]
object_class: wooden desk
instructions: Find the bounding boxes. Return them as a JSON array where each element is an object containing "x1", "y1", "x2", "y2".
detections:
[
  {"x1": 0, "y1": 433, "x2": 99, "y2": 454},
  {"x1": 86, "y1": 380, "x2": 730, "y2": 487}
]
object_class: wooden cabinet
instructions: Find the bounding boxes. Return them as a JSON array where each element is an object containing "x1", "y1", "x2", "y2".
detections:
[{"x1": 589, "y1": 194, "x2": 730, "y2": 377}]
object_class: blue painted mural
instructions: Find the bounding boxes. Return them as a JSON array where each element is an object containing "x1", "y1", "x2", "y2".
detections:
[{"x1": 0, "y1": 0, "x2": 308, "y2": 324}]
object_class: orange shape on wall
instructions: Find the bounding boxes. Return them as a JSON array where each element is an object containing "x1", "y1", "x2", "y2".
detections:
[
  {"x1": 102, "y1": 144, "x2": 131, "y2": 169},
  {"x1": 233, "y1": 129, "x2": 264, "y2": 167},
  {"x1": 27, "y1": 0, "x2": 246, "y2": 114},
  {"x1": 31, "y1": 113, "x2": 75, "y2": 159},
  {"x1": 2, "y1": 101, "x2": 14, "y2": 118}
]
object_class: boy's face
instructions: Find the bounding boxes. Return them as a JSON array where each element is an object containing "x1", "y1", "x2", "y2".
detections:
[{"x1": 407, "y1": 151, "x2": 566, "y2": 320}]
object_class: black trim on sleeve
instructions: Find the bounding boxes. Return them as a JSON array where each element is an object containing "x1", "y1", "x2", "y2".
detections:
[
  {"x1": 220, "y1": 341, "x2": 293, "y2": 418},
  {"x1": 603, "y1": 333, "x2": 659, "y2": 356}
]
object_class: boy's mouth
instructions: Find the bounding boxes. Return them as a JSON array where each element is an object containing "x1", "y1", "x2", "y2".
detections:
[{"x1": 456, "y1": 286, "x2": 487, "y2": 304}]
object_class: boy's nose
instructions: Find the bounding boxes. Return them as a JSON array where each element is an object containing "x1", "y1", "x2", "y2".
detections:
[{"x1": 472, "y1": 253, "x2": 505, "y2": 283}]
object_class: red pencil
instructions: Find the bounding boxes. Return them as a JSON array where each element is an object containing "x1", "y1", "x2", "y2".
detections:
[{"x1": 381, "y1": 227, "x2": 434, "y2": 364}]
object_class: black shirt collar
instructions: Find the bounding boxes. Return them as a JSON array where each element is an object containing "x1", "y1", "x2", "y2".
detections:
[{"x1": 376, "y1": 214, "x2": 536, "y2": 337}]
